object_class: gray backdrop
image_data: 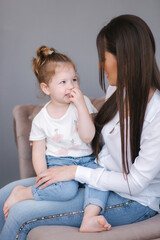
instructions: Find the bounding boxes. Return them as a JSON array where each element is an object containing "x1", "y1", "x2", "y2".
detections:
[{"x1": 0, "y1": 0, "x2": 160, "y2": 188}]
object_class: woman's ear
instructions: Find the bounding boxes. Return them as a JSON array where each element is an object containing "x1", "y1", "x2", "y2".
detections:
[{"x1": 40, "y1": 82, "x2": 50, "y2": 95}]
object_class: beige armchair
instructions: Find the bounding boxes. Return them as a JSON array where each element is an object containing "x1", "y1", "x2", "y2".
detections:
[{"x1": 13, "y1": 97, "x2": 160, "y2": 240}]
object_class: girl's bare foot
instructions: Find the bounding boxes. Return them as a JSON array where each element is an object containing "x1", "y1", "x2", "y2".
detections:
[
  {"x1": 79, "y1": 215, "x2": 111, "y2": 233},
  {"x1": 3, "y1": 185, "x2": 33, "y2": 220}
]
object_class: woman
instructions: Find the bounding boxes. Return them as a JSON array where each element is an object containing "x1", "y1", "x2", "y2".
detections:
[{"x1": 0, "y1": 14, "x2": 160, "y2": 240}]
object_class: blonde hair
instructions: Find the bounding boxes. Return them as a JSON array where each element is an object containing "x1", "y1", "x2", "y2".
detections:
[{"x1": 32, "y1": 45, "x2": 76, "y2": 85}]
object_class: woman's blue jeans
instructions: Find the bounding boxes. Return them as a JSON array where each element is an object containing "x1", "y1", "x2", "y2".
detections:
[{"x1": 0, "y1": 178, "x2": 157, "y2": 240}]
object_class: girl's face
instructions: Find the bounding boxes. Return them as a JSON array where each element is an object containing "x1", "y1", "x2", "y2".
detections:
[
  {"x1": 41, "y1": 64, "x2": 79, "y2": 105},
  {"x1": 104, "y1": 51, "x2": 117, "y2": 86}
]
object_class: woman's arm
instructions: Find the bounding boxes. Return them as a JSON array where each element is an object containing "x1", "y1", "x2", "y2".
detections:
[
  {"x1": 75, "y1": 111, "x2": 160, "y2": 194},
  {"x1": 70, "y1": 88, "x2": 96, "y2": 143},
  {"x1": 32, "y1": 139, "x2": 47, "y2": 176}
]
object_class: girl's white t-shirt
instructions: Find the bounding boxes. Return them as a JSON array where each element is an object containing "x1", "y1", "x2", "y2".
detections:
[{"x1": 29, "y1": 96, "x2": 97, "y2": 158}]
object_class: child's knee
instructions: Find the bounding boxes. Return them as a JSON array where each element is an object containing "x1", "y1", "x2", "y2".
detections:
[{"x1": 62, "y1": 181, "x2": 78, "y2": 200}]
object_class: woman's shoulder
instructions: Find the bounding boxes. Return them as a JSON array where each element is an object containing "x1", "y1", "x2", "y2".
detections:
[
  {"x1": 145, "y1": 89, "x2": 160, "y2": 123},
  {"x1": 105, "y1": 85, "x2": 117, "y2": 100}
]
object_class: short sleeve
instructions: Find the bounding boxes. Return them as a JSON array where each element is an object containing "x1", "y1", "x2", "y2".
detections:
[
  {"x1": 84, "y1": 96, "x2": 98, "y2": 114},
  {"x1": 29, "y1": 117, "x2": 46, "y2": 141}
]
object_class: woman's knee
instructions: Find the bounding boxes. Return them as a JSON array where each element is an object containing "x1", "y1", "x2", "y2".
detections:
[{"x1": 8, "y1": 203, "x2": 27, "y2": 224}]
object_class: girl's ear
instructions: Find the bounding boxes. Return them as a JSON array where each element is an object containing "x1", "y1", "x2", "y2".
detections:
[{"x1": 40, "y1": 82, "x2": 50, "y2": 95}]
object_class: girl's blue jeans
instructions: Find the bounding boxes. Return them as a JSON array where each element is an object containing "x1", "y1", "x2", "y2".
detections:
[
  {"x1": 0, "y1": 178, "x2": 157, "y2": 240},
  {"x1": 31, "y1": 154, "x2": 108, "y2": 212}
]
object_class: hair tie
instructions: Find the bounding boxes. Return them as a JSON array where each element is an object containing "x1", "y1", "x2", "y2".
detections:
[{"x1": 48, "y1": 49, "x2": 55, "y2": 55}]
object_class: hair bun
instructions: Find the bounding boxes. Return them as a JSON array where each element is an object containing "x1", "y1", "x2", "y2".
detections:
[
  {"x1": 37, "y1": 45, "x2": 56, "y2": 58},
  {"x1": 32, "y1": 45, "x2": 75, "y2": 84}
]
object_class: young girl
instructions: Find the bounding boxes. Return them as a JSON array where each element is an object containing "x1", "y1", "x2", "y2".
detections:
[{"x1": 3, "y1": 46, "x2": 111, "y2": 232}]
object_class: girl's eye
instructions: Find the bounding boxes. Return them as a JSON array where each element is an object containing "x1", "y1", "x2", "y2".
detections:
[
  {"x1": 60, "y1": 81, "x2": 66, "y2": 84},
  {"x1": 72, "y1": 78, "x2": 77, "y2": 82}
]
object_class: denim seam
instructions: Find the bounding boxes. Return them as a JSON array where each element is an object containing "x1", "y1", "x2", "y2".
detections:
[
  {"x1": 15, "y1": 200, "x2": 133, "y2": 239},
  {"x1": 104, "y1": 199, "x2": 133, "y2": 211}
]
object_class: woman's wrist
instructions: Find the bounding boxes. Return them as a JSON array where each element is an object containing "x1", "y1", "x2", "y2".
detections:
[{"x1": 71, "y1": 165, "x2": 78, "y2": 179}]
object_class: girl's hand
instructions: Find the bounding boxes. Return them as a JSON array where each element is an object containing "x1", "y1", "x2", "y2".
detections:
[
  {"x1": 35, "y1": 165, "x2": 77, "y2": 189},
  {"x1": 69, "y1": 88, "x2": 86, "y2": 109}
]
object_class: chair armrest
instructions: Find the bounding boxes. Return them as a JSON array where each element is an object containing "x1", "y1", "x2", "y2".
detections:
[{"x1": 13, "y1": 104, "x2": 43, "y2": 178}]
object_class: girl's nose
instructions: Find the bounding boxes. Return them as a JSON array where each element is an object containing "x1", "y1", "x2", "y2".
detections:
[{"x1": 68, "y1": 81, "x2": 74, "y2": 89}]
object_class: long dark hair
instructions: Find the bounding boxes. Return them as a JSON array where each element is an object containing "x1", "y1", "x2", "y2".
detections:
[{"x1": 92, "y1": 15, "x2": 160, "y2": 175}]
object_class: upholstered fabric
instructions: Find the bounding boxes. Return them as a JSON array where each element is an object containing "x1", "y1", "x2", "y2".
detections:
[
  {"x1": 12, "y1": 97, "x2": 160, "y2": 240},
  {"x1": 27, "y1": 214, "x2": 160, "y2": 240}
]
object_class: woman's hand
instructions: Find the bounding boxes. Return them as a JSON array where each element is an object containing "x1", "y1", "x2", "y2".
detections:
[{"x1": 35, "y1": 165, "x2": 77, "y2": 189}]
